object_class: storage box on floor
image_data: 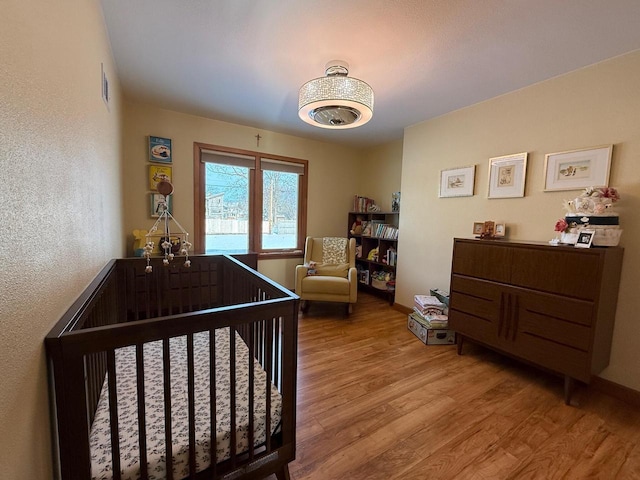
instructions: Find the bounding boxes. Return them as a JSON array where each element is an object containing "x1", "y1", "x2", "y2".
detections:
[
  {"x1": 407, "y1": 313, "x2": 456, "y2": 345},
  {"x1": 407, "y1": 290, "x2": 455, "y2": 345}
]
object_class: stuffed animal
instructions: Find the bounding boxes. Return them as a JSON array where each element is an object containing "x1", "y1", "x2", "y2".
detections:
[
  {"x1": 307, "y1": 261, "x2": 317, "y2": 276},
  {"x1": 350, "y1": 215, "x2": 364, "y2": 235},
  {"x1": 367, "y1": 247, "x2": 379, "y2": 261}
]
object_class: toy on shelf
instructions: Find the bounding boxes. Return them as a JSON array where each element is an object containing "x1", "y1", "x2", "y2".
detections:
[{"x1": 350, "y1": 215, "x2": 364, "y2": 235}]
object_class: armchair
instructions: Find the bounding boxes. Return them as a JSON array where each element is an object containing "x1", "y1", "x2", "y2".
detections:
[{"x1": 295, "y1": 237, "x2": 358, "y2": 314}]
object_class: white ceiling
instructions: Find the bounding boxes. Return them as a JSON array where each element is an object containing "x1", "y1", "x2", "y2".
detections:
[{"x1": 100, "y1": 0, "x2": 640, "y2": 148}]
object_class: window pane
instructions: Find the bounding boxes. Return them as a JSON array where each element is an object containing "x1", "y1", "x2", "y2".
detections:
[
  {"x1": 262, "y1": 169, "x2": 298, "y2": 250},
  {"x1": 204, "y1": 162, "x2": 250, "y2": 254}
]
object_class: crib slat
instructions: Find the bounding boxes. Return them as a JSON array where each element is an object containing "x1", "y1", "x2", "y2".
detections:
[
  {"x1": 136, "y1": 344, "x2": 148, "y2": 480},
  {"x1": 187, "y1": 333, "x2": 196, "y2": 478},
  {"x1": 209, "y1": 329, "x2": 217, "y2": 478},
  {"x1": 265, "y1": 317, "x2": 273, "y2": 452},
  {"x1": 229, "y1": 328, "x2": 237, "y2": 467},
  {"x1": 274, "y1": 317, "x2": 281, "y2": 389},
  {"x1": 107, "y1": 350, "x2": 122, "y2": 480},
  {"x1": 248, "y1": 327, "x2": 255, "y2": 460},
  {"x1": 155, "y1": 266, "x2": 163, "y2": 317},
  {"x1": 163, "y1": 338, "x2": 173, "y2": 480}
]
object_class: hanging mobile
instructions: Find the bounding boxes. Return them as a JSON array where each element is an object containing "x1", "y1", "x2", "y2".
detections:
[{"x1": 143, "y1": 175, "x2": 192, "y2": 273}]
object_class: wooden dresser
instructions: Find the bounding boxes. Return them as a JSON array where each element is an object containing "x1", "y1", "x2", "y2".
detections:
[{"x1": 449, "y1": 238, "x2": 623, "y2": 403}]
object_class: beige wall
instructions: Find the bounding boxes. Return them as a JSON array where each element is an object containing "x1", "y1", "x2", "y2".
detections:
[
  {"x1": 398, "y1": 50, "x2": 640, "y2": 391},
  {"x1": 360, "y1": 140, "x2": 404, "y2": 211},
  {"x1": 122, "y1": 102, "x2": 364, "y2": 288},
  {"x1": 0, "y1": 0, "x2": 123, "y2": 477}
]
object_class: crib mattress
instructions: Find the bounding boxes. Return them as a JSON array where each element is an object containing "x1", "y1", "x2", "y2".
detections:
[{"x1": 90, "y1": 328, "x2": 282, "y2": 480}]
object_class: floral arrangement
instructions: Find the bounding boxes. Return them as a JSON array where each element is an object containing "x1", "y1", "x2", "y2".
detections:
[
  {"x1": 554, "y1": 218, "x2": 569, "y2": 233},
  {"x1": 583, "y1": 186, "x2": 620, "y2": 202}
]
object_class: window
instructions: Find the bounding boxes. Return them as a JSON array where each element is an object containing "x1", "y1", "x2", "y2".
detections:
[{"x1": 194, "y1": 143, "x2": 307, "y2": 258}]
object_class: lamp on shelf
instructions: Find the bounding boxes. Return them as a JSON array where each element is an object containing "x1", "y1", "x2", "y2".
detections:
[{"x1": 298, "y1": 60, "x2": 374, "y2": 129}]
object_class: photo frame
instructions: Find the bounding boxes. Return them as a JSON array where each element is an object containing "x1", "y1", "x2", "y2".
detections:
[
  {"x1": 483, "y1": 221, "x2": 495, "y2": 237},
  {"x1": 149, "y1": 136, "x2": 172, "y2": 163},
  {"x1": 544, "y1": 145, "x2": 612, "y2": 192},
  {"x1": 439, "y1": 165, "x2": 475, "y2": 198},
  {"x1": 472, "y1": 222, "x2": 484, "y2": 236},
  {"x1": 149, "y1": 165, "x2": 172, "y2": 191},
  {"x1": 488, "y1": 152, "x2": 528, "y2": 199},
  {"x1": 574, "y1": 229, "x2": 595, "y2": 248},
  {"x1": 150, "y1": 193, "x2": 172, "y2": 217},
  {"x1": 494, "y1": 223, "x2": 506, "y2": 237}
]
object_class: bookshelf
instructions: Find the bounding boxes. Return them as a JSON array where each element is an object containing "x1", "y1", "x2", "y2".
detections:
[{"x1": 348, "y1": 211, "x2": 399, "y2": 304}]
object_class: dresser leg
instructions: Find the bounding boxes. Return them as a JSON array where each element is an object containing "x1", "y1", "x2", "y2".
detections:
[
  {"x1": 564, "y1": 375, "x2": 574, "y2": 405},
  {"x1": 456, "y1": 335, "x2": 464, "y2": 355}
]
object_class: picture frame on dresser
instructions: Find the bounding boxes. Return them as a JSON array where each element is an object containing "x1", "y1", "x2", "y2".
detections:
[
  {"x1": 544, "y1": 144, "x2": 612, "y2": 191},
  {"x1": 575, "y1": 229, "x2": 595, "y2": 248},
  {"x1": 439, "y1": 165, "x2": 475, "y2": 198},
  {"x1": 487, "y1": 152, "x2": 528, "y2": 198}
]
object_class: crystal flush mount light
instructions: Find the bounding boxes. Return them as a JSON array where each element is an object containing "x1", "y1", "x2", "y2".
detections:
[{"x1": 298, "y1": 60, "x2": 374, "y2": 129}]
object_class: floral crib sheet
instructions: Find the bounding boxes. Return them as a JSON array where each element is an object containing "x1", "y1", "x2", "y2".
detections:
[{"x1": 90, "y1": 328, "x2": 282, "y2": 480}]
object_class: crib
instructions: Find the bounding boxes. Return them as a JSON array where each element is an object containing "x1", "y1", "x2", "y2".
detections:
[{"x1": 46, "y1": 255, "x2": 299, "y2": 480}]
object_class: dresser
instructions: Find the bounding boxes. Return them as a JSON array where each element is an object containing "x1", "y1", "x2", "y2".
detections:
[{"x1": 449, "y1": 238, "x2": 623, "y2": 403}]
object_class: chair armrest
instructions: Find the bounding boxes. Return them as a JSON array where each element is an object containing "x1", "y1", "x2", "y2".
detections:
[
  {"x1": 295, "y1": 264, "x2": 309, "y2": 294},
  {"x1": 348, "y1": 267, "x2": 358, "y2": 302}
]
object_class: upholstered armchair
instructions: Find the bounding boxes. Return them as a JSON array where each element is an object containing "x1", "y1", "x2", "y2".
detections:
[{"x1": 295, "y1": 237, "x2": 358, "y2": 314}]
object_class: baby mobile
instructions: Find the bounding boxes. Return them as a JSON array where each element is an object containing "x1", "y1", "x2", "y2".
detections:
[{"x1": 143, "y1": 174, "x2": 192, "y2": 273}]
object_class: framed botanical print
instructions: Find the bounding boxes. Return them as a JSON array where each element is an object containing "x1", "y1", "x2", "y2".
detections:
[
  {"x1": 439, "y1": 165, "x2": 475, "y2": 198},
  {"x1": 544, "y1": 145, "x2": 612, "y2": 191},
  {"x1": 488, "y1": 152, "x2": 528, "y2": 199}
]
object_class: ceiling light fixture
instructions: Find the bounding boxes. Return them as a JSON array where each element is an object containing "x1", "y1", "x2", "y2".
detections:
[{"x1": 298, "y1": 60, "x2": 374, "y2": 129}]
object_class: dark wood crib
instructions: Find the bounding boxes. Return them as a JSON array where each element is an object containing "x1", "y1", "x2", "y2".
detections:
[{"x1": 46, "y1": 255, "x2": 299, "y2": 480}]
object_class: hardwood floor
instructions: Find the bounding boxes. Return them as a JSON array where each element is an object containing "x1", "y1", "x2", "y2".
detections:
[{"x1": 269, "y1": 293, "x2": 640, "y2": 480}]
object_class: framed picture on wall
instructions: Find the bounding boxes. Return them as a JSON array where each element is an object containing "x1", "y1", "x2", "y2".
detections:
[
  {"x1": 149, "y1": 136, "x2": 172, "y2": 163},
  {"x1": 149, "y1": 165, "x2": 172, "y2": 191},
  {"x1": 487, "y1": 152, "x2": 528, "y2": 198},
  {"x1": 439, "y1": 165, "x2": 475, "y2": 198},
  {"x1": 544, "y1": 145, "x2": 612, "y2": 191},
  {"x1": 150, "y1": 193, "x2": 173, "y2": 217}
]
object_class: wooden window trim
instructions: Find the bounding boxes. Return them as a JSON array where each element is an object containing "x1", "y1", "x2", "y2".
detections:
[{"x1": 193, "y1": 142, "x2": 307, "y2": 259}]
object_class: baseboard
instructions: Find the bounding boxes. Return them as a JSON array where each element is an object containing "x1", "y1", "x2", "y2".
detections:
[
  {"x1": 590, "y1": 376, "x2": 640, "y2": 408},
  {"x1": 393, "y1": 303, "x2": 412, "y2": 315}
]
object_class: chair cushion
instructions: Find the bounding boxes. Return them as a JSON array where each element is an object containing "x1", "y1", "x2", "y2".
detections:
[
  {"x1": 301, "y1": 275, "x2": 350, "y2": 295},
  {"x1": 314, "y1": 262, "x2": 349, "y2": 278},
  {"x1": 322, "y1": 237, "x2": 347, "y2": 264}
]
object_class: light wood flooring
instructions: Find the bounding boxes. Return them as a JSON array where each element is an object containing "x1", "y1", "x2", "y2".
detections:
[{"x1": 269, "y1": 293, "x2": 640, "y2": 480}]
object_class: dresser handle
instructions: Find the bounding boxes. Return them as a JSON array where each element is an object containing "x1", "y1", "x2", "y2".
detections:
[
  {"x1": 504, "y1": 293, "x2": 512, "y2": 339},
  {"x1": 498, "y1": 292, "x2": 506, "y2": 337},
  {"x1": 512, "y1": 295, "x2": 519, "y2": 341}
]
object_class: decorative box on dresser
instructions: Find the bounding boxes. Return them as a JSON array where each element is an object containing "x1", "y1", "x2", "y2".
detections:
[{"x1": 448, "y1": 238, "x2": 624, "y2": 404}]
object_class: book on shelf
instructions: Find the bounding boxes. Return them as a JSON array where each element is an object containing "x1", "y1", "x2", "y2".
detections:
[
  {"x1": 353, "y1": 195, "x2": 375, "y2": 213},
  {"x1": 358, "y1": 269, "x2": 370, "y2": 284},
  {"x1": 372, "y1": 223, "x2": 398, "y2": 239},
  {"x1": 386, "y1": 247, "x2": 397, "y2": 266}
]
